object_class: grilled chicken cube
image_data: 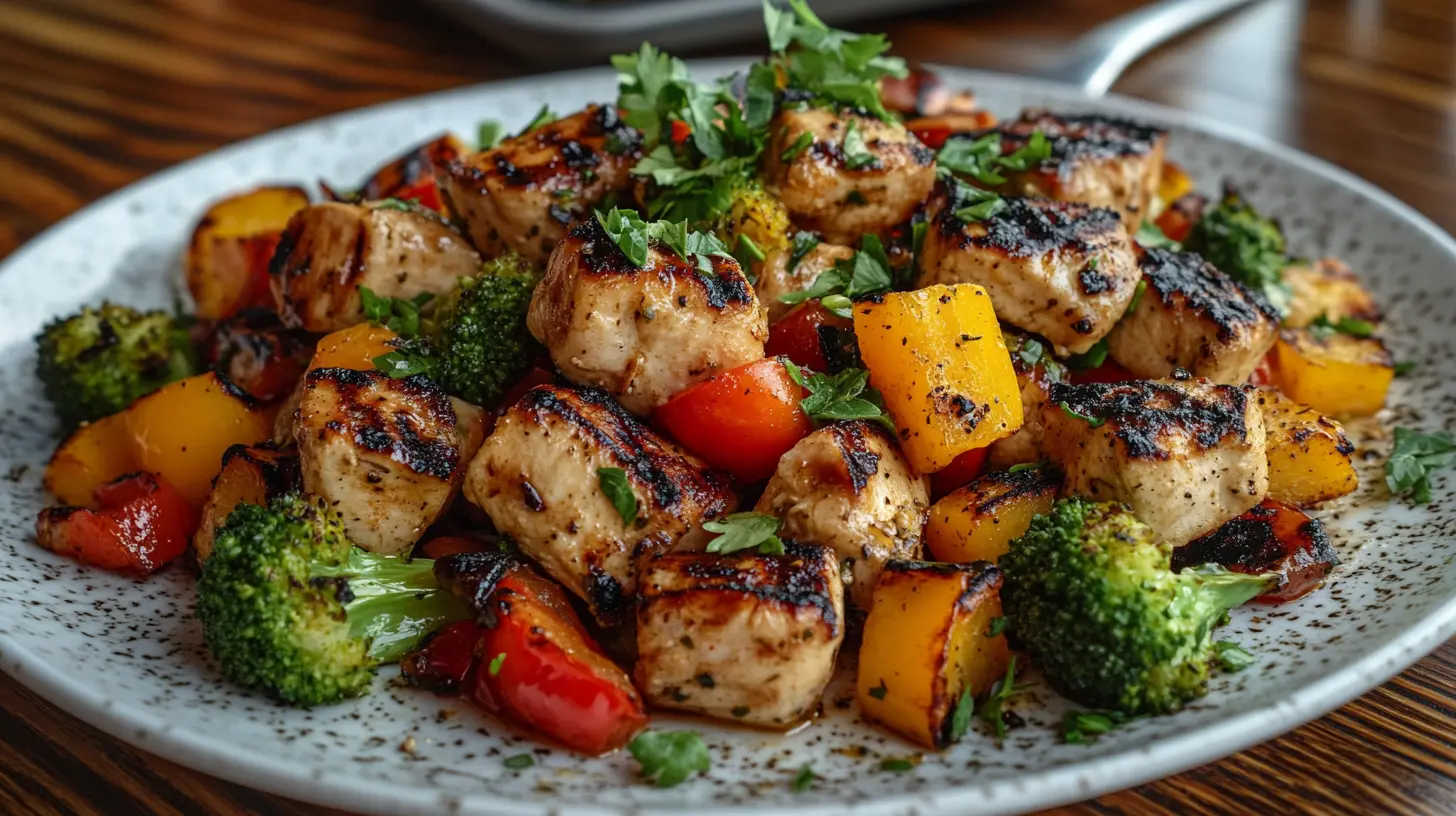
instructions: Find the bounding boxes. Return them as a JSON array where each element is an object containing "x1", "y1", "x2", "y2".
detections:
[
  {"x1": 1039, "y1": 377, "x2": 1268, "y2": 544},
  {"x1": 763, "y1": 108, "x2": 936, "y2": 246},
  {"x1": 268, "y1": 201, "x2": 481, "y2": 333},
  {"x1": 917, "y1": 196, "x2": 1139, "y2": 354},
  {"x1": 462, "y1": 384, "x2": 736, "y2": 625},
  {"x1": 635, "y1": 543, "x2": 844, "y2": 728},
  {"x1": 438, "y1": 105, "x2": 641, "y2": 262},
  {"x1": 294, "y1": 368, "x2": 485, "y2": 555},
  {"x1": 754, "y1": 240, "x2": 855, "y2": 323},
  {"x1": 1282, "y1": 257, "x2": 1383, "y2": 329},
  {"x1": 754, "y1": 421, "x2": 929, "y2": 609},
  {"x1": 979, "y1": 110, "x2": 1168, "y2": 224},
  {"x1": 528, "y1": 219, "x2": 768, "y2": 415},
  {"x1": 194, "y1": 442, "x2": 301, "y2": 565},
  {"x1": 987, "y1": 331, "x2": 1063, "y2": 468},
  {"x1": 1107, "y1": 247, "x2": 1280, "y2": 384},
  {"x1": 1172, "y1": 499, "x2": 1338, "y2": 604}
]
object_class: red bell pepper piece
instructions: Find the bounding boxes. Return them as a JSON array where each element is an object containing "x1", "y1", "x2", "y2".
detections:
[
  {"x1": 34, "y1": 472, "x2": 199, "y2": 576},
  {"x1": 929, "y1": 446, "x2": 990, "y2": 500},
  {"x1": 401, "y1": 620, "x2": 482, "y2": 694},
  {"x1": 764, "y1": 301, "x2": 858, "y2": 374}
]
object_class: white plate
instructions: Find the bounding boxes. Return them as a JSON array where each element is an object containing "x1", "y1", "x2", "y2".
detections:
[{"x1": 2, "y1": 62, "x2": 1454, "y2": 816}]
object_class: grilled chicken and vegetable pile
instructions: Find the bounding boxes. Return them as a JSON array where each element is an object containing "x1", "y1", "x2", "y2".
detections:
[{"x1": 30, "y1": 0, "x2": 1438, "y2": 787}]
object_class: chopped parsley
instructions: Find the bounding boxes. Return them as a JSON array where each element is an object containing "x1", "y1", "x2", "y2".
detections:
[
  {"x1": 1134, "y1": 219, "x2": 1182, "y2": 251},
  {"x1": 986, "y1": 616, "x2": 1009, "y2": 636},
  {"x1": 1125, "y1": 278, "x2": 1148, "y2": 315},
  {"x1": 703, "y1": 512, "x2": 786, "y2": 555},
  {"x1": 477, "y1": 119, "x2": 504, "y2": 149},
  {"x1": 879, "y1": 758, "x2": 915, "y2": 772},
  {"x1": 840, "y1": 119, "x2": 877, "y2": 170},
  {"x1": 1061, "y1": 709, "x2": 1131, "y2": 745},
  {"x1": 1184, "y1": 189, "x2": 1292, "y2": 315},
  {"x1": 373, "y1": 337, "x2": 437, "y2": 380},
  {"x1": 784, "y1": 361, "x2": 895, "y2": 433},
  {"x1": 503, "y1": 753, "x2": 535, "y2": 769},
  {"x1": 488, "y1": 652, "x2": 506, "y2": 676},
  {"x1": 791, "y1": 764, "x2": 816, "y2": 793},
  {"x1": 778, "y1": 234, "x2": 894, "y2": 316},
  {"x1": 1385, "y1": 427, "x2": 1456, "y2": 505},
  {"x1": 937, "y1": 130, "x2": 1050, "y2": 186},
  {"x1": 780, "y1": 131, "x2": 814, "y2": 162},
  {"x1": 977, "y1": 656, "x2": 1031, "y2": 742},
  {"x1": 360, "y1": 287, "x2": 433, "y2": 338},
  {"x1": 787, "y1": 230, "x2": 821, "y2": 274},
  {"x1": 1064, "y1": 338, "x2": 1111, "y2": 371},
  {"x1": 1212, "y1": 641, "x2": 1254, "y2": 672},
  {"x1": 1394, "y1": 360, "x2": 1418, "y2": 377},
  {"x1": 1059, "y1": 402, "x2": 1105, "y2": 428},
  {"x1": 520, "y1": 104, "x2": 558, "y2": 134},
  {"x1": 594, "y1": 208, "x2": 733, "y2": 272},
  {"x1": 596, "y1": 467, "x2": 639, "y2": 526},
  {"x1": 948, "y1": 688, "x2": 974, "y2": 742},
  {"x1": 1308, "y1": 313, "x2": 1376, "y2": 340},
  {"x1": 952, "y1": 186, "x2": 1008, "y2": 223},
  {"x1": 867, "y1": 680, "x2": 888, "y2": 700},
  {"x1": 762, "y1": 0, "x2": 908, "y2": 122},
  {"x1": 628, "y1": 730, "x2": 711, "y2": 788}
]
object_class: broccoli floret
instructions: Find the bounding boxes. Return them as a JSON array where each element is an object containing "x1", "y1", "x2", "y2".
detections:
[
  {"x1": 423, "y1": 253, "x2": 542, "y2": 407},
  {"x1": 1000, "y1": 498, "x2": 1273, "y2": 716},
  {"x1": 35, "y1": 302, "x2": 196, "y2": 431},
  {"x1": 196, "y1": 495, "x2": 467, "y2": 707},
  {"x1": 1184, "y1": 188, "x2": 1291, "y2": 315},
  {"x1": 708, "y1": 180, "x2": 792, "y2": 266}
]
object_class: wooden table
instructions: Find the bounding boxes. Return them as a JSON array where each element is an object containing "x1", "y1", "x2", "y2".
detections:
[{"x1": 1, "y1": 0, "x2": 1452, "y2": 813}]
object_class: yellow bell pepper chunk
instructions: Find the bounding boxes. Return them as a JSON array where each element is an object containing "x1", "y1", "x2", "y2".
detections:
[
  {"x1": 925, "y1": 466, "x2": 1059, "y2": 564},
  {"x1": 1254, "y1": 388, "x2": 1358, "y2": 507},
  {"x1": 1270, "y1": 328, "x2": 1393, "y2": 417},
  {"x1": 857, "y1": 560, "x2": 1010, "y2": 749},
  {"x1": 309, "y1": 323, "x2": 400, "y2": 372},
  {"x1": 43, "y1": 413, "x2": 138, "y2": 507},
  {"x1": 853, "y1": 285, "x2": 1022, "y2": 473}
]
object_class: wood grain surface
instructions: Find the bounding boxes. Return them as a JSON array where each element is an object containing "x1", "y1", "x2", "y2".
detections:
[{"x1": 1, "y1": 0, "x2": 1453, "y2": 813}]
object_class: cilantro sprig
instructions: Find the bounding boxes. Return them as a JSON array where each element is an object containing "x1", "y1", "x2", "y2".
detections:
[
  {"x1": 778, "y1": 234, "x2": 893, "y2": 317},
  {"x1": 977, "y1": 656, "x2": 1032, "y2": 742},
  {"x1": 628, "y1": 730, "x2": 711, "y2": 788},
  {"x1": 1061, "y1": 709, "x2": 1132, "y2": 745},
  {"x1": 784, "y1": 361, "x2": 895, "y2": 432},
  {"x1": 1308, "y1": 313, "x2": 1376, "y2": 340},
  {"x1": 763, "y1": 0, "x2": 907, "y2": 121},
  {"x1": 703, "y1": 512, "x2": 786, "y2": 555},
  {"x1": 360, "y1": 286, "x2": 433, "y2": 339},
  {"x1": 1385, "y1": 427, "x2": 1456, "y2": 504},
  {"x1": 595, "y1": 208, "x2": 734, "y2": 272},
  {"x1": 1135, "y1": 220, "x2": 1182, "y2": 251},
  {"x1": 596, "y1": 467, "x2": 639, "y2": 526},
  {"x1": 938, "y1": 131, "x2": 1051, "y2": 187}
]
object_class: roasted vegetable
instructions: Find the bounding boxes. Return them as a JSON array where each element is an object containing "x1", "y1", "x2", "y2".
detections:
[
  {"x1": 1269, "y1": 328, "x2": 1394, "y2": 417},
  {"x1": 653, "y1": 358, "x2": 812, "y2": 482},
  {"x1": 35, "y1": 303, "x2": 196, "y2": 432},
  {"x1": 196, "y1": 495, "x2": 467, "y2": 706},
  {"x1": 925, "y1": 465, "x2": 1060, "y2": 565},
  {"x1": 1255, "y1": 388, "x2": 1357, "y2": 506},
  {"x1": 187, "y1": 186, "x2": 311, "y2": 320},
  {"x1": 200, "y1": 308, "x2": 314, "y2": 401},
  {"x1": 322, "y1": 133, "x2": 467, "y2": 216},
  {"x1": 43, "y1": 412, "x2": 136, "y2": 507},
  {"x1": 1000, "y1": 498, "x2": 1273, "y2": 715},
  {"x1": 1183, "y1": 188, "x2": 1291, "y2": 315},
  {"x1": 1281, "y1": 258, "x2": 1382, "y2": 330},
  {"x1": 308, "y1": 322, "x2": 400, "y2": 372},
  {"x1": 1173, "y1": 499, "x2": 1338, "y2": 604},
  {"x1": 853, "y1": 284, "x2": 1023, "y2": 473},
  {"x1": 1155, "y1": 161, "x2": 1194, "y2": 211},
  {"x1": 194, "y1": 443, "x2": 301, "y2": 564},
  {"x1": 708, "y1": 180, "x2": 793, "y2": 265},
  {"x1": 857, "y1": 560, "x2": 1010, "y2": 749},
  {"x1": 422, "y1": 254, "x2": 542, "y2": 408},
  {"x1": 126, "y1": 372, "x2": 276, "y2": 505},
  {"x1": 764, "y1": 300, "x2": 860, "y2": 373},
  {"x1": 35, "y1": 472, "x2": 198, "y2": 576}
]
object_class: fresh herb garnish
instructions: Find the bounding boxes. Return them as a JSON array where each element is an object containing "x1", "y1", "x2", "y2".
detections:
[
  {"x1": 868, "y1": 681, "x2": 888, "y2": 700},
  {"x1": 762, "y1": 0, "x2": 908, "y2": 122},
  {"x1": 1385, "y1": 427, "x2": 1456, "y2": 505},
  {"x1": 1184, "y1": 189, "x2": 1292, "y2": 315},
  {"x1": 937, "y1": 131, "x2": 1050, "y2": 186},
  {"x1": 703, "y1": 512, "x2": 786, "y2": 555},
  {"x1": 596, "y1": 467, "x2": 639, "y2": 526},
  {"x1": 360, "y1": 287, "x2": 433, "y2": 338},
  {"x1": 784, "y1": 361, "x2": 895, "y2": 432},
  {"x1": 778, "y1": 234, "x2": 894, "y2": 316},
  {"x1": 734, "y1": 234, "x2": 766, "y2": 269},
  {"x1": 1394, "y1": 360, "x2": 1418, "y2": 377},
  {"x1": 520, "y1": 105, "x2": 558, "y2": 134},
  {"x1": 503, "y1": 753, "x2": 535, "y2": 769},
  {"x1": 840, "y1": 119, "x2": 877, "y2": 170},
  {"x1": 1064, "y1": 338, "x2": 1110, "y2": 371},
  {"x1": 488, "y1": 652, "x2": 506, "y2": 676},
  {"x1": 977, "y1": 656, "x2": 1030, "y2": 742},
  {"x1": 628, "y1": 730, "x2": 711, "y2": 788},
  {"x1": 1134, "y1": 220, "x2": 1182, "y2": 251},
  {"x1": 791, "y1": 764, "x2": 816, "y2": 793},
  {"x1": 986, "y1": 616, "x2": 1009, "y2": 636},
  {"x1": 1212, "y1": 640, "x2": 1254, "y2": 672},
  {"x1": 1125, "y1": 278, "x2": 1148, "y2": 316},
  {"x1": 879, "y1": 758, "x2": 915, "y2": 772},
  {"x1": 594, "y1": 208, "x2": 732, "y2": 271},
  {"x1": 1061, "y1": 710, "x2": 1131, "y2": 744},
  {"x1": 787, "y1": 230, "x2": 821, "y2": 275},
  {"x1": 477, "y1": 120, "x2": 504, "y2": 149},
  {"x1": 780, "y1": 131, "x2": 814, "y2": 162},
  {"x1": 952, "y1": 186, "x2": 1008, "y2": 223},
  {"x1": 373, "y1": 337, "x2": 438, "y2": 380},
  {"x1": 948, "y1": 688, "x2": 974, "y2": 742},
  {"x1": 1308, "y1": 313, "x2": 1376, "y2": 340},
  {"x1": 1059, "y1": 402, "x2": 1106, "y2": 428}
]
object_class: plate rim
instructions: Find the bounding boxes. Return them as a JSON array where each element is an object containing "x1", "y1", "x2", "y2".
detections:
[{"x1": 3, "y1": 60, "x2": 1455, "y2": 816}]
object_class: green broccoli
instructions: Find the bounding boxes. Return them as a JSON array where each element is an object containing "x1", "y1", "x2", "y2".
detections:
[
  {"x1": 196, "y1": 495, "x2": 467, "y2": 707},
  {"x1": 34, "y1": 302, "x2": 196, "y2": 431},
  {"x1": 422, "y1": 253, "x2": 542, "y2": 407},
  {"x1": 1184, "y1": 188, "x2": 1292, "y2": 315},
  {"x1": 999, "y1": 498, "x2": 1273, "y2": 716}
]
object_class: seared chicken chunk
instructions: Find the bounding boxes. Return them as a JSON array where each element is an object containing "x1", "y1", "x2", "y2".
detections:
[
  {"x1": 1039, "y1": 377, "x2": 1268, "y2": 544},
  {"x1": 1107, "y1": 248, "x2": 1279, "y2": 384},
  {"x1": 763, "y1": 107, "x2": 936, "y2": 245},
  {"x1": 987, "y1": 330, "x2": 1064, "y2": 468},
  {"x1": 754, "y1": 421, "x2": 929, "y2": 609},
  {"x1": 462, "y1": 384, "x2": 736, "y2": 625},
  {"x1": 635, "y1": 543, "x2": 844, "y2": 728},
  {"x1": 294, "y1": 368, "x2": 484, "y2": 555},
  {"x1": 918, "y1": 196, "x2": 1139, "y2": 354},
  {"x1": 975, "y1": 110, "x2": 1168, "y2": 224},
  {"x1": 754, "y1": 240, "x2": 855, "y2": 323},
  {"x1": 438, "y1": 106, "x2": 641, "y2": 262},
  {"x1": 1283, "y1": 257, "x2": 1383, "y2": 329},
  {"x1": 529, "y1": 219, "x2": 768, "y2": 415},
  {"x1": 268, "y1": 201, "x2": 481, "y2": 333}
]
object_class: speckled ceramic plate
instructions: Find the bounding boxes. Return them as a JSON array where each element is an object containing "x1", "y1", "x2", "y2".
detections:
[{"x1": 2, "y1": 62, "x2": 1455, "y2": 816}]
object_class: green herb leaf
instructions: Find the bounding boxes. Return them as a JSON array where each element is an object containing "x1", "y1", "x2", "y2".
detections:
[
  {"x1": 783, "y1": 361, "x2": 895, "y2": 433},
  {"x1": 1184, "y1": 191, "x2": 1292, "y2": 315},
  {"x1": 1061, "y1": 710, "x2": 1130, "y2": 745},
  {"x1": 951, "y1": 186, "x2": 1008, "y2": 223},
  {"x1": 734, "y1": 234, "x2": 766, "y2": 270},
  {"x1": 1064, "y1": 338, "x2": 1110, "y2": 371},
  {"x1": 1308, "y1": 312, "x2": 1376, "y2": 340},
  {"x1": 976, "y1": 655, "x2": 1027, "y2": 742},
  {"x1": 503, "y1": 753, "x2": 535, "y2": 769},
  {"x1": 986, "y1": 616, "x2": 1009, "y2": 637},
  {"x1": 359, "y1": 286, "x2": 433, "y2": 338},
  {"x1": 787, "y1": 231, "x2": 821, "y2": 274},
  {"x1": 1135, "y1": 220, "x2": 1182, "y2": 251},
  {"x1": 477, "y1": 120, "x2": 504, "y2": 149},
  {"x1": 841, "y1": 120, "x2": 877, "y2": 170},
  {"x1": 1059, "y1": 402, "x2": 1106, "y2": 428},
  {"x1": 791, "y1": 764, "x2": 816, "y2": 793},
  {"x1": 488, "y1": 652, "x2": 506, "y2": 676},
  {"x1": 1124, "y1": 278, "x2": 1148, "y2": 316},
  {"x1": 868, "y1": 681, "x2": 888, "y2": 700},
  {"x1": 778, "y1": 234, "x2": 893, "y2": 311},
  {"x1": 765, "y1": 0, "x2": 907, "y2": 122},
  {"x1": 949, "y1": 688, "x2": 974, "y2": 743},
  {"x1": 596, "y1": 467, "x2": 639, "y2": 526},
  {"x1": 780, "y1": 131, "x2": 814, "y2": 162},
  {"x1": 938, "y1": 130, "x2": 1050, "y2": 186},
  {"x1": 1385, "y1": 427, "x2": 1456, "y2": 505},
  {"x1": 879, "y1": 758, "x2": 915, "y2": 772},
  {"x1": 628, "y1": 730, "x2": 711, "y2": 788},
  {"x1": 1212, "y1": 640, "x2": 1254, "y2": 672},
  {"x1": 521, "y1": 105, "x2": 558, "y2": 134},
  {"x1": 703, "y1": 512, "x2": 785, "y2": 555},
  {"x1": 595, "y1": 208, "x2": 652, "y2": 267},
  {"x1": 1394, "y1": 360, "x2": 1418, "y2": 377}
]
